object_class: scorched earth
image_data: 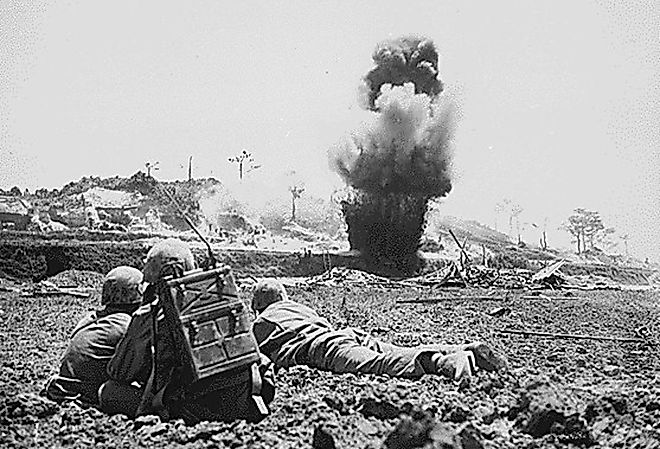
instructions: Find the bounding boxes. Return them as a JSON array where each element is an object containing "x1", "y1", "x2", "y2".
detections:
[{"x1": 1, "y1": 272, "x2": 659, "y2": 449}]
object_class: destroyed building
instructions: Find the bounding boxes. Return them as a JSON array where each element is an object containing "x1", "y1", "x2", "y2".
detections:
[{"x1": 0, "y1": 196, "x2": 33, "y2": 230}]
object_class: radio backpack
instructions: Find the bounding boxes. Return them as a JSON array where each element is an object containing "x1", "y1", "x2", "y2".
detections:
[{"x1": 139, "y1": 265, "x2": 271, "y2": 423}]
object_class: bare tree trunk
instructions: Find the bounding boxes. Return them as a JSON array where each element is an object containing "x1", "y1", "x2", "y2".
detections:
[{"x1": 291, "y1": 196, "x2": 296, "y2": 222}]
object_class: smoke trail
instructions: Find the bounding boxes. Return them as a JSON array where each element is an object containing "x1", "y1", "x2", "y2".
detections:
[
  {"x1": 359, "y1": 36, "x2": 443, "y2": 111},
  {"x1": 330, "y1": 83, "x2": 456, "y2": 198}
]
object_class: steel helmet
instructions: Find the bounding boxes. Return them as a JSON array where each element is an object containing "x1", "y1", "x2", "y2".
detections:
[
  {"x1": 101, "y1": 266, "x2": 144, "y2": 306},
  {"x1": 252, "y1": 279, "x2": 288, "y2": 313},
  {"x1": 143, "y1": 238, "x2": 196, "y2": 283}
]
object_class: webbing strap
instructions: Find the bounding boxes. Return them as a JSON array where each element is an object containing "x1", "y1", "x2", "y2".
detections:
[
  {"x1": 137, "y1": 291, "x2": 161, "y2": 416},
  {"x1": 250, "y1": 363, "x2": 269, "y2": 416}
]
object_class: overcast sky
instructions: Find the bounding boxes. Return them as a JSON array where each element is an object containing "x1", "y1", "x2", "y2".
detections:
[{"x1": 1, "y1": 1, "x2": 659, "y2": 260}]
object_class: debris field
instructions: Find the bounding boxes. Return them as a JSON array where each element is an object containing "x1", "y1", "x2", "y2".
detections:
[{"x1": 1, "y1": 269, "x2": 659, "y2": 449}]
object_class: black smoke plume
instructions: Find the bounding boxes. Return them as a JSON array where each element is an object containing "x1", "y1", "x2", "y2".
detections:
[
  {"x1": 359, "y1": 36, "x2": 443, "y2": 112},
  {"x1": 329, "y1": 36, "x2": 456, "y2": 274}
]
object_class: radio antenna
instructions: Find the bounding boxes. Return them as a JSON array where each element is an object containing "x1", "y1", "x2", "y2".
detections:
[{"x1": 154, "y1": 179, "x2": 217, "y2": 267}]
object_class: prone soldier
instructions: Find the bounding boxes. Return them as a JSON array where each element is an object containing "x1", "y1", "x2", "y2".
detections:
[{"x1": 251, "y1": 279, "x2": 505, "y2": 381}]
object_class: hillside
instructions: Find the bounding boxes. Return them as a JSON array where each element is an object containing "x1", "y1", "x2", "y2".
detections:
[{"x1": 2, "y1": 172, "x2": 649, "y2": 271}]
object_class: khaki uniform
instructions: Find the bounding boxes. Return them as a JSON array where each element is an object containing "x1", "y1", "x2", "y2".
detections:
[
  {"x1": 45, "y1": 310, "x2": 132, "y2": 405},
  {"x1": 107, "y1": 302, "x2": 175, "y2": 388},
  {"x1": 105, "y1": 294, "x2": 274, "y2": 423},
  {"x1": 253, "y1": 299, "x2": 446, "y2": 379}
]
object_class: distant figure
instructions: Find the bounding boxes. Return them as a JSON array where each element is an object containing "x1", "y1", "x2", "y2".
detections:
[
  {"x1": 251, "y1": 280, "x2": 504, "y2": 381},
  {"x1": 43, "y1": 266, "x2": 143, "y2": 406}
]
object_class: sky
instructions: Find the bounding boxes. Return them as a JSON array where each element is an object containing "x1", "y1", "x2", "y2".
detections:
[{"x1": 1, "y1": 0, "x2": 659, "y2": 260}]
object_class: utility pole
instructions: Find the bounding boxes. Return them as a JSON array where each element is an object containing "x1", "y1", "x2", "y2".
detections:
[
  {"x1": 620, "y1": 234, "x2": 630, "y2": 258},
  {"x1": 511, "y1": 204, "x2": 523, "y2": 244},
  {"x1": 188, "y1": 156, "x2": 193, "y2": 182}
]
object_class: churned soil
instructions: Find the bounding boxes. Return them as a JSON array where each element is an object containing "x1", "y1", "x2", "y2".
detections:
[{"x1": 1, "y1": 274, "x2": 659, "y2": 448}]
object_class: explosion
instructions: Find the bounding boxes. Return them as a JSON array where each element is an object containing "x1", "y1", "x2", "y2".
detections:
[
  {"x1": 329, "y1": 36, "x2": 457, "y2": 273},
  {"x1": 359, "y1": 36, "x2": 443, "y2": 112},
  {"x1": 331, "y1": 83, "x2": 455, "y2": 196}
]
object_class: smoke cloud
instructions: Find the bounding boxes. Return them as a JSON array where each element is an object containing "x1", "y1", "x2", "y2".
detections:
[
  {"x1": 330, "y1": 83, "x2": 456, "y2": 198},
  {"x1": 359, "y1": 36, "x2": 443, "y2": 111},
  {"x1": 328, "y1": 35, "x2": 457, "y2": 272}
]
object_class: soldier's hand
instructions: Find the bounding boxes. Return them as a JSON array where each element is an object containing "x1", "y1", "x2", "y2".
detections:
[
  {"x1": 463, "y1": 342, "x2": 506, "y2": 372},
  {"x1": 435, "y1": 350, "x2": 476, "y2": 382}
]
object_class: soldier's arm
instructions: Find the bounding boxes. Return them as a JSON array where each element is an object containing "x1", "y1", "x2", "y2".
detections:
[{"x1": 252, "y1": 317, "x2": 277, "y2": 347}]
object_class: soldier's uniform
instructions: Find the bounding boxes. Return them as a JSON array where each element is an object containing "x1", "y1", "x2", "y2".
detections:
[
  {"x1": 252, "y1": 280, "x2": 504, "y2": 380},
  {"x1": 253, "y1": 298, "x2": 436, "y2": 378},
  {"x1": 102, "y1": 238, "x2": 275, "y2": 423},
  {"x1": 44, "y1": 266, "x2": 143, "y2": 405}
]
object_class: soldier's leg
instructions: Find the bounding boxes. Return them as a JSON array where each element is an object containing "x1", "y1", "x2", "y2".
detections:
[
  {"x1": 308, "y1": 330, "x2": 428, "y2": 378},
  {"x1": 348, "y1": 328, "x2": 504, "y2": 373},
  {"x1": 98, "y1": 380, "x2": 143, "y2": 418},
  {"x1": 346, "y1": 328, "x2": 461, "y2": 356}
]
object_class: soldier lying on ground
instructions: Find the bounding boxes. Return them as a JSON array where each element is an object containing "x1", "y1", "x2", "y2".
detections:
[
  {"x1": 43, "y1": 266, "x2": 144, "y2": 406},
  {"x1": 99, "y1": 238, "x2": 275, "y2": 424},
  {"x1": 251, "y1": 279, "x2": 505, "y2": 382}
]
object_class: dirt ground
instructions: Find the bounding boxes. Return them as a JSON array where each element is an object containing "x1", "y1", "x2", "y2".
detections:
[
  {"x1": 0, "y1": 234, "x2": 359, "y2": 281},
  {"x1": 1, "y1": 273, "x2": 659, "y2": 448}
]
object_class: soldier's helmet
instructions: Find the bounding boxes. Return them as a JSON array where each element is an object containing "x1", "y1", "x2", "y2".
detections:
[
  {"x1": 252, "y1": 279, "x2": 288, "y2": 313},
  {"x1": 101, "y1": 266, "x2": 144, "y2": 306},
  {"x1": 143, "y1": 238, "x2": 196, "y2": 283}
]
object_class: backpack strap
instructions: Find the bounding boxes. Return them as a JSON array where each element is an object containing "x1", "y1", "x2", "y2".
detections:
[
  {"x1": 250, "y1": 362, "x2": 269, "y2": 416},
  {"x1": 136, "y1": 284, "x2": 172, "y2": 419},
  {"x1": 136, "y1": 290, "x2": 158, "y2": 416},
  {"x1": 137, "y1": 277, "x2": 186, "y2": 419}
]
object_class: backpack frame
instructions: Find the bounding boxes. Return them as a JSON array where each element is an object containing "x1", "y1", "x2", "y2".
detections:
[{"x1": 140, "y1": 265, "x2": 267, "y2": 418}]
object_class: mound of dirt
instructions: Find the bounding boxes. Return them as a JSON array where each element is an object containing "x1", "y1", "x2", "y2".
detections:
[
  {"x1": 507, "y1": 377, "x2": 591, "y2": 444},
  {"x1": 0, "y1": 240, "x2": 147, "y2": 281},
  {"x1": 0, "y1": 392, "x2": 58, "y2": 425},
  {"x1": 48, "y1": 270, "x2": 106, "y2": 289},
  {"x1": 382, "y1": 408, "x2": 483, "y2": 449}
]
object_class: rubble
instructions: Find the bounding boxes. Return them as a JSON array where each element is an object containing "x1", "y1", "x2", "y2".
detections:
[
  {"x1": 304, "y1": 267, "x2": 418, "y2": 289},
  {"x1": 530, "y1": 260, "x2": 566, "y2": 285},
  {"x1": 262, "y1": 257, "x2": 657, "y2": 296},
  {"x1": 21, "y1": 280, "x2": 91, "y2": 298}
]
